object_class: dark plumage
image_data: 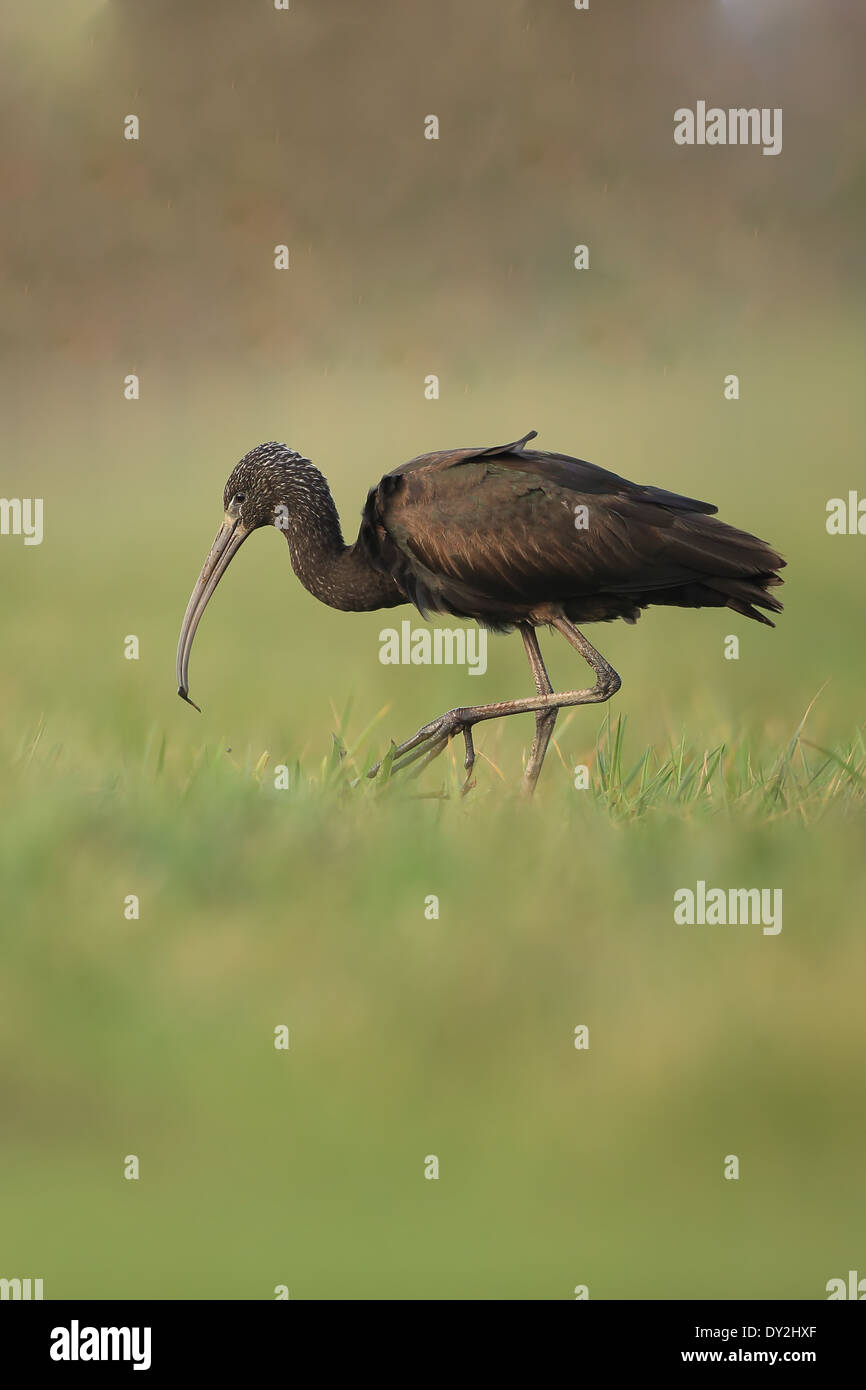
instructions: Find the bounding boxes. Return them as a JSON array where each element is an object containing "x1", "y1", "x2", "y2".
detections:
[
  {"x1": 176, "y1": 431, "x2": 784, "y2": 792},
  {"x1": 359, "y1": 430, "x2": 783, "y2": 629}
]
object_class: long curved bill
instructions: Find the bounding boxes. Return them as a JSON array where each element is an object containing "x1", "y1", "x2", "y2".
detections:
[{"x1": 176, "y1": 517, "x2": 249, "y2": 710}]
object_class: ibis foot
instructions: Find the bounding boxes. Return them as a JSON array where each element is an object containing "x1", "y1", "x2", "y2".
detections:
[{"x1": 367, "y1": 708, "x2": 479, "y2": 792}]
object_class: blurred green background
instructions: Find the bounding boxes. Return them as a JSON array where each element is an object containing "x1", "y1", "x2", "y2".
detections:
[{"x1": 1, "y1": 0, "x2": 865, "y2": 1299}]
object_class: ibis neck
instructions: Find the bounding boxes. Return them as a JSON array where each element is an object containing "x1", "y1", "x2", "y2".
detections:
[{"x1": 280, "y1": 468, "x2": 404, "y2": 613}]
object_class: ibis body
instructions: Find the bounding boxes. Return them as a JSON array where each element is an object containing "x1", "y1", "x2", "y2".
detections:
[{"x1": 176, "y1": 431, "x2": 784, "y2": 791}]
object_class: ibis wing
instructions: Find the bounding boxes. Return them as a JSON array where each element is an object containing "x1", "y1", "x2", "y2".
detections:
[
  {"x1": 386, "y1": 434, "x2": 717, "y2": 510},
  {"x1": 360, "y1": 445, "x2": 783, "y2": 621}
]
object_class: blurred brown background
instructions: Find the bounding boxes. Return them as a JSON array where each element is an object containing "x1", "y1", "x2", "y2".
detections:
[{"x1": 4, "y1": 0, "x2": 864, "y2": 374}]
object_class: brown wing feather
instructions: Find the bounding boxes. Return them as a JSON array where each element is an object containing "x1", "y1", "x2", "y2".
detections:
[{"x1": 358, "y1": 442, "x2": 784, "y2": 627}]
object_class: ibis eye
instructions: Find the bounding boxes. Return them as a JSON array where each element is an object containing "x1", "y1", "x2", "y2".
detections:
[{"x1": 233, "y1": 492, "x2": 246, "y2": 505}]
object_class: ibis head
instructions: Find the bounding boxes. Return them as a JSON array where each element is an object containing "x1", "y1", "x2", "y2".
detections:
[{"x1": 176, "y1": 443, "x2": 310, "y2": 708}]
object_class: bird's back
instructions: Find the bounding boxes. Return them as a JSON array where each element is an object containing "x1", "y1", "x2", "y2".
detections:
[{"x1": 358, "y1": 432, "x2": 784, "y2": 629}]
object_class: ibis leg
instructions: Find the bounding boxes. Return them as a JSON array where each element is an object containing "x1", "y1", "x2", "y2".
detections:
[
  {"x1": 520, "y1": 625, "x2": 557, "y2": 796},
  {"x1": 368, "y1": 618, "x2": 620, "y2": 791}
]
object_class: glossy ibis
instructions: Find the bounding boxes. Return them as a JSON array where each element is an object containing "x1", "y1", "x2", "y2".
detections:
[{"x1": 176, "y1": 431, "x2": 784, "y2": 793}]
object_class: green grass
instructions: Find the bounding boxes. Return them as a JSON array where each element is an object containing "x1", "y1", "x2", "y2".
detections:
[
  {"x1": 3, "y1": 705, "x2": 865, "y2": 1298},
  {"x1": 2, "y1": 348, "x2": 865, "y2": 1298}
]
